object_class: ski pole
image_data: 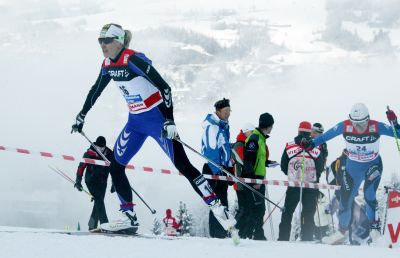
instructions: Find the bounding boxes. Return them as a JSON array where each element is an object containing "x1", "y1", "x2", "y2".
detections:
[
  {"x1": 382, "y1": 186, "x2": 390, "y2": 235},
  {"x1": 175, "y1": 137, "x2": 284, "y2": 211},
  {"x1": 263, "y1": 192, "x2": 285, "y2": 225},
  {"x1": 298, "y1": 149, "x2": 305, "y2": 239},
  {"x1": 48, "y1": 165, "x2": 93, "y2": 199},
  {"x1": 80, "y1": 131, "x2": 111, "y2": 165},
  {"x1": 387, "y1": 106, "x2": 400, "y2": 155},
  {"x1": 131, "y1": 186, "x2": 156, "y2": 214},
  {"x1": 79, "y1": 131, "x2": 156, "y2": 214},
  {"x1": 326, "y1": 188, "x2": 336, "y2": 232},
  {"x1": 315, "y1": 194, "x2": 322, "y2": 242},
  {"x1": 265, "y1": 185, "x2": 275, "y2": 240}
]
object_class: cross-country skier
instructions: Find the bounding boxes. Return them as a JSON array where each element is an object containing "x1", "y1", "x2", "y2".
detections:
[
  {"x1": 71, "y1": 23, "x2": 235, "y2": 234},
  {"x1": 302, "y1": 103, "x2": 400, "y2": 244}
]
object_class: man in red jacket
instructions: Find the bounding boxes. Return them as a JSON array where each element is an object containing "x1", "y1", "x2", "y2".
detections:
[{"x1": 231, "y1": 123, "x2": 255, "y2": 238}]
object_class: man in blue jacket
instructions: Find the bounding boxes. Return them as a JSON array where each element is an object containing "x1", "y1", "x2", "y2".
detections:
[{"x1": 201, "y1": 98, "x2": 232, "y2": 238}]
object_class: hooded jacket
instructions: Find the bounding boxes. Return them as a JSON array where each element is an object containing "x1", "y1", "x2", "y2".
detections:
[{"x1": 201, "y1": 113, "x2": 231, "y2": 175}]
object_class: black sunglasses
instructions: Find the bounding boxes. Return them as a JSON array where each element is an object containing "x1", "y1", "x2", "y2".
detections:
[{"x1": 98, "y1": 37, "x2": 116, "y2": 44}]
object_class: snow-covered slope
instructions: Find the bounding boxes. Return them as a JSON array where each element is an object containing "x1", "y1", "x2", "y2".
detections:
[
  {"x1": 0, "y1": 0, "x2": 400, "y2": 245},
  {"x1": 0, "y1": 226, "x2": 398, "y2": 258}
]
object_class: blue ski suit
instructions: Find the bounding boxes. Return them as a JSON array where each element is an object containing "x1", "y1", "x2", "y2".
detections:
[
  {"x1": 78, "y1": 48, "x2": 216, "y2": 211},
  {"x1": 313, "y1": 119, "x2": 400, "y2": 230}
]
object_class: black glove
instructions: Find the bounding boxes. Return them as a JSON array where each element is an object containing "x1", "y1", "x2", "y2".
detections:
[
  {"x1": 110, "y1": 183, "x2": 116, "y2": 193},
  {"x1": 71, "y1": 112, "x2": 86, "y2": 134},
  {"x1": 300, "y1": 137, "x2": 315, "y2": 151},
  {"x1": 74, "y1": 176, "x2": 83, "y2": 191},
  {"x1": 267, "y1": 160, "x2": 279, "y2": 168},
  {"x1": 162, "y1": 119, "x2": 178, "y2": 139}
]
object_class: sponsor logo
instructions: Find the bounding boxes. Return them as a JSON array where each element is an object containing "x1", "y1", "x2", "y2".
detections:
[
  {"x1": 146, "y1": 65, "x2": 151, "y2": 74},
  {"x1": 194, "y1": 175, "x2": 206, "y2": 185},
  {"x1": 346, "y1": 125, "x2": 353, "y2": 132},
  {"x1": 392, "y1": 196, "x2": 400, "y2": 204},
  {"x1": 129, "y1": 103, "x2": 145, "y2": 110},
  {"x1": 109, "y1": 69, "x2": 129, "y2": 78},
  {"x1": 369, "y1": 124, "x2": 376, "y2": 133},
  {"x1": 119, "y1": 85, "x2": 129, "y2": 96},
  {"x1": 342, "y1": 173, "x2": 350, "y2": 191},
  {"x1": 287, "y1": 147, "x2": 301, "y2": 157},
  {"x1": 123, "y1": 54, "x2": 129, "y2": 64},
  {"x1": 293, "y1": 160, "x2": 301, "y2": 171},
  {"x1": 164, "y1": 89, "x2": 172, "y2": 108},
  {"x1": 345, "y1": 135, "x2": 377, "y2": 143},
  {"x1": 368, "y1": 170, "x2": 381, "y2": 181},
  {"x1": 126, "y1": 94, "x2": 143, "y2": 102},
  {"x1": 248, "y1": 142, "x2": 256, "y2": 150},
  {"x1": 388, "y1": 223, "x2": 400, "y2": 244},
  {"x1": 127, "y1": 95, "x2": 145, "y2": 110},
  {"x1": 117, "y1": 130, "x2": 131, "y2": 156}
]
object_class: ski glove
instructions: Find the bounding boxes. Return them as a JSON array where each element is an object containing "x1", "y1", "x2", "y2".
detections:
[
  {"x1": 300, "y1": 137, "x2": 315, "y2": 151},
  {"x1": 386, "y1": 109, "x2": 399, "y2": 127},
  {"x1": 71, "y1": 112, "x2": 86, "y2": 133},
  {"x1": 267, "y1": 160, "x2": 279, "y2": 168},
  {"x1": 74, "y1": 176, "x2": 83, "y2": 191},
  {"x1": 162, "y1": 119, "x2": 178, "y2": 139}
]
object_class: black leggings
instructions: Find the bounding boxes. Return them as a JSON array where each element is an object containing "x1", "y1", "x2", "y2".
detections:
[{"x1": 110, "y1": 139, "x2": 205, "y2": 205}]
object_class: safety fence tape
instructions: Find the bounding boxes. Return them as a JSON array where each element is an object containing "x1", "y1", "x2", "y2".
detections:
[{"x1": 0, "y1": 145, "x2": 340, "y2": 190}]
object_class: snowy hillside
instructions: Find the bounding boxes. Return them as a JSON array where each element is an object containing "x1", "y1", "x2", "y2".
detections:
[{"x1": 1, "y1": 0, "x2": 400, "y2": 255}]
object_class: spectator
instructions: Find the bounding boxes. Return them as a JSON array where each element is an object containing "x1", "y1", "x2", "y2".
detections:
[
  {"x1": 242, "y1": 113, "x2": 276, "y2": 240},
  {"x1": 201, "y1": 98, "x2": 232, "y2": 238},
  {"x1": 163, "y1": 209, "x2": 181, "y2": 236},
  {"x1": 231, "y1": 123, "x2": 255, "y2": 238},
  {"x1": 75, "y1": 136, "x2": 113, "y2": 231},
  {"x1": 278, "y1": 121, "x2": 325, "y2": 241}
]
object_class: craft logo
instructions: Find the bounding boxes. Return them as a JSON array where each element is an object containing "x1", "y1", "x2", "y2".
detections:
[{"x1": 391, "y1": 195, "x2": 400, "y2": 204}]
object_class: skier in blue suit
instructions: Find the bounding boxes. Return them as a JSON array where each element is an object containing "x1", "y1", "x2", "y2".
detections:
[
  {"x1": 302, "y1": 103, "x2": 400, "y2": 244},
  {"x1": 71, "y1": 23, "x2": 236, "y2": 234}
]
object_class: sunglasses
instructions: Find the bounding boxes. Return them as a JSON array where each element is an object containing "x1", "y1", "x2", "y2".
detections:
[{"x1": 98, "y1": 37, "x2": 116, "y2": 44}]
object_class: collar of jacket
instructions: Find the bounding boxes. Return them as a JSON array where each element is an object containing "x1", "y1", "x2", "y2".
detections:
[
  {"x1": 255, "y1": 127, "x2": 270, "y2": 139},
  {"x1": 204, "y1": 113, "x2": 229, "y2": 129}
]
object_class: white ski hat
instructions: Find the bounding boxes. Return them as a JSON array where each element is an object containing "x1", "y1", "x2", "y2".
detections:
[
  {"x1": 241, "y1": 123, "x2": 255, "y2": 133},
  {"x1": 99, "y1": 24, "x2": 125, "y2": 44},
  {"x1": 349, "y1": 103, "x2": 370, "y2": 123}
]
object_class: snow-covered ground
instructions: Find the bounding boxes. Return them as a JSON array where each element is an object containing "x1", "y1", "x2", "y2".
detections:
[
  {"x1": 1, "y1": 0, "x2": 400, "y2": 256},
  {"x1": 0, "y1": 226, "x2": 398, "y2": 258}
]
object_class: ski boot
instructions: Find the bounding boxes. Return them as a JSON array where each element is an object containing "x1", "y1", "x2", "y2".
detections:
[
  {"x1": 100, "y1": 210, "x2": 139, "y2": 235},
  {"x1": 367, "y1": 221, "x2": 381, "y2": 245},
  {"x1": 209, "y1": 199, "x2": 239, "y2": 245},
  {"x1": 209, "y1": 199, "x2": 236, "y2": 231}
]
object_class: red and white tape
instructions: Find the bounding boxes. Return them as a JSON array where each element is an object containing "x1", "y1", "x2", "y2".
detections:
[{"x1": 0, "y1": 145, "x2": 340, "y2": 190}]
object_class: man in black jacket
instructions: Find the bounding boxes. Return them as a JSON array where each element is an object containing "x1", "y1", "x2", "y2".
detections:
[
  {"x1": 278, "y1": 121, "x2": 325, "y2": 241},
  {"x1": 75, "y1": 136, "x2": 113, "y2": 230}
]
